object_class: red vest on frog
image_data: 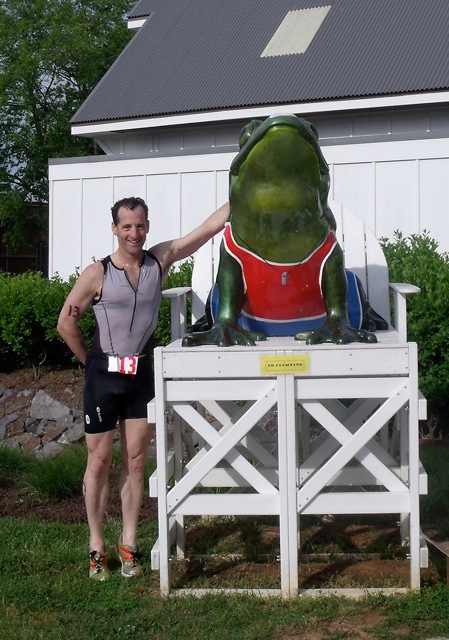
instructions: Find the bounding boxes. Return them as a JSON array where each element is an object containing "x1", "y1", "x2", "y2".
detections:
[
  {"x1": 210, "y1": 224, "x2": 362, "y2": 336},
  {"x1": 210, "y1": 225, "x2": 362, "y2": 336}
]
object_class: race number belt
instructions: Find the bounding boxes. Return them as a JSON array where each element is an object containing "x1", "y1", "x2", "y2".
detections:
[{"x1": 108, "y1": 355, "x2": 139, "y2": 375}]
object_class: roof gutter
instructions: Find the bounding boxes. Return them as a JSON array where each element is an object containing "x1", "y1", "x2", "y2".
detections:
[{"x1": 71, "y1": 91, "x2": 449, "y2": 137}]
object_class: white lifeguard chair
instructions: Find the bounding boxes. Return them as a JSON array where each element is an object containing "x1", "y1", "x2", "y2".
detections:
[{"x1": 149, "y1": 202, "x2": 428, "y2": 598}]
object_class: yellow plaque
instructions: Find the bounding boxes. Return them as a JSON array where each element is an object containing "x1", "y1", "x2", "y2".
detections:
[{"x1": 260, "y1": 354, "x2": 310, "y2": 375}]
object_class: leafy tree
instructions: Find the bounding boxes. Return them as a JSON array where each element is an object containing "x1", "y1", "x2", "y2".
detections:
[{"x1": 0, "y1": 0, "x2": 134, "y2": 247}]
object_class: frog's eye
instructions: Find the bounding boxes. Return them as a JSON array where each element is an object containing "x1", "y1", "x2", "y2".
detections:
[{"x1": 238, "y1": 119, "x2": 263, "y2": 148}]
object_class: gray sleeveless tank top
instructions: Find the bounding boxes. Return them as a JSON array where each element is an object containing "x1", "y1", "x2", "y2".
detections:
[{"x1": 91, "y1": 251, "x2": 162, "y2": 356}]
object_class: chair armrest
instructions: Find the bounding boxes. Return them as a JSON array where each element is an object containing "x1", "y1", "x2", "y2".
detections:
[
  {"x1": 161, "y1": 287, "x2": 192, "y2": 341},
  {"x1": 389, "y1": 282, "x2": 420, "y2": 342}
]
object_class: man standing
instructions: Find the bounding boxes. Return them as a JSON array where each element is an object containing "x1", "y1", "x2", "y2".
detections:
[{"x1": 57, "y1": 196, "x2": 229, "y2": 580}]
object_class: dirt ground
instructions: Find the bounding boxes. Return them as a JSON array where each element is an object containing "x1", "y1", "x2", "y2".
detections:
[
  {"x1": 0, "y1": 363, "x2": 85, "y2": 416},
  {"x1": 0, "y1": 367, "x2": 444, "y2": 639}
]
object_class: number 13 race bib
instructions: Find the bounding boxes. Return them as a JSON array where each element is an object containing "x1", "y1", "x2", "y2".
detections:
[{"x1": 108, "y1": 355, "x2": 139, "y2": 375}]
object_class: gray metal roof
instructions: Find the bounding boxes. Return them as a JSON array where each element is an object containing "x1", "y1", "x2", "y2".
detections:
[
  {"x1": 127, "y1": 0, "x2": 156, "y2": 19},
  {"x1": 72, "y1": 0, "x2": 449, "y2": 125}
]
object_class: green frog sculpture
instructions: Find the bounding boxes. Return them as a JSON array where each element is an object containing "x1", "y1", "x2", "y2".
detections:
[{"x1": 183, "y1": 114, "x2": 388, "y2": 348}]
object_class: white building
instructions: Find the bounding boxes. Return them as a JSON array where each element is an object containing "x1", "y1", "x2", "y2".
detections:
[{"x1": 49, "y1": 0, "x2": 449, "y2": 279}]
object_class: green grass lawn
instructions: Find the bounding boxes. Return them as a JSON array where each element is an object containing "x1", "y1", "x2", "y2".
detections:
[
  {"x1": 2, "y1": 515, "x2": 449, "y2": 640},
  {"x1": 2, "y1": 442, "x2": 449, "y2": 639}
]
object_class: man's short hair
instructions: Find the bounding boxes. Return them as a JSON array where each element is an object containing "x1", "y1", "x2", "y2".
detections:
[{"x1": 111, "y1": 197, "x2": 149, "y2": 225}]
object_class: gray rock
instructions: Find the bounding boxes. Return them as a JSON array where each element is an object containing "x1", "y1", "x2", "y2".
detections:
[
  {"x1": 59, "y1": 421, "x2": 85, "y2": 444},
  {"x1": 0, "y1": 388, "x2": 13, "y2": 404},
  {"x1": 39, "y1": 441, "x2": 69, "y2": 457},
  {"x1": 56, "y1": 413, "x2": 75, "y2": 429},
  {"x1": 30, "y1": 390, "x2": 72, "y2": 421},
  {"x1": 41, "y1": 424, "x2": 68, "y2": 445},
  {"x1": 0, "y1": 412, "x2": 19, "y2": 431},
  {"x1": 1, "y1": 387, "x2": 85, "y2": 455},
  {"x1": 39, "y1": 418, "x2": 50, "y2": 432},
  {"x1": 24, "y1": 417, "x2": 41, "y2": 435},
  {"x1": 17, "y1": 389, "x2": 33, "y2": 398}
]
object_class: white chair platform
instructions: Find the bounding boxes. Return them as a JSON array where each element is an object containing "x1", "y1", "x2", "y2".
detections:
[{"x1": 149, "y1": 203, "x2": 428, "y2": 598}]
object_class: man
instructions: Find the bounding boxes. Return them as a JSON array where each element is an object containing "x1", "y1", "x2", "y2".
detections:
[{"x1": 57, "y1": 196, "x2": 229, "y2": 580}]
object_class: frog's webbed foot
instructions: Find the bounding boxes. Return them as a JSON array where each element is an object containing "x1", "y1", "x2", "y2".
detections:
[
  {"x1": 182, "y1": 321, "x2": 266, "y2": 347},
  {"x1": 295, "y1": 320, "x2": 377, "y2": 345},
  {"x1": 294, "y1": 329, "x2": 314, "y2": 343}
]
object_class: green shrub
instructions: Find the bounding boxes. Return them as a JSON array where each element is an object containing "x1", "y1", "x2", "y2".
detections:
[
  {"x1": 0, "y1": 271, "x2": 66, "y2": 374},
  {"x1": 0, "y1": 270, "x2": 94, "y2": 375},
  {"x1": 154, "y1": 258, "x2": 193, "y2": 346},
  {"x1": 381, "y1": 231, "x2": 449, "y2": 437}
]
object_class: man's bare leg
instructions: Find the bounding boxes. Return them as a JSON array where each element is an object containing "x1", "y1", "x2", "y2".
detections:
[
  {"x1": 84, "y1": 430, "x2": 115, "y2": 553},
  {"x1": 119, "y1": 418, "x2": 152, "y2": 546},
  {"x1": 114, "y1": 418, "x2": 152, "y2": 577}
]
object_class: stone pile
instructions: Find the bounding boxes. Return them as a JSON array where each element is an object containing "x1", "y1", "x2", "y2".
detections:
[
  {"x1": 0, "y1": 387, "x2": 85, "y2": 456},
  {"x1": 0, "y1": 383, "x2": 277, "y2": 459}
]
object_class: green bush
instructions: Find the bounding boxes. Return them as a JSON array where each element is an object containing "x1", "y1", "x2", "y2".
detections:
[
  {"x1": 0, "y1": 271, "x2": 94, "y2": 375},
  {"x1": 0, "y1": 271, "x2": 67, "y2": 374},
  {"x1": 154, "y1": 258, "x2": 193, "y2": 346},
  {"x1": 381, "y1": 231, "x2": 449, "y2": 437}
]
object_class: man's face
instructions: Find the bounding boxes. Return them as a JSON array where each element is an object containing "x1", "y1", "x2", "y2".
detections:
[{"x1": 112, "y1": 205, "x2": 149, "y2": 256}]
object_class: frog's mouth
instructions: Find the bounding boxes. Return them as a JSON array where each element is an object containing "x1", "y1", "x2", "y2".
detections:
[{"x1": 230, "y1": 114, "x2": 328, "y2": 178}]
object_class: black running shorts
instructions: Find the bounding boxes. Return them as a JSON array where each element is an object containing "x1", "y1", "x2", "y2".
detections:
[{"x1": 83, "y1": 352, "x2": 154, "y2": 434}]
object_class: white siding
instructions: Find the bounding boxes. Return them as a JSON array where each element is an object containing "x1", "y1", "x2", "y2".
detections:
[
  {"x1": 49, "y1": 179, "x2": 83, "y2": 277},
  {"x1": 146, "y1": 173, "x2": 182, "y2": 245},
  {"x1": 419, "y1": 158, "x2": 449, "y2": 238},
  {"x1": 49, "y1": 136, "x2": 449, "y2": 279},
  {"x1": 49, "y1": 153, "x2": 235, "y2": 279},
  {"x1": 374, "y1": 161, "x2": 419, "y2": 239},
  {"x1": 331, "y1": 162, "x2": 376, "y2": 231},
  {"x1": 81, "y1": 177, "x2": 115, "y2": 265},
  {"x1": 326, "y1": 137, "x2": 449, "y2": 250}
]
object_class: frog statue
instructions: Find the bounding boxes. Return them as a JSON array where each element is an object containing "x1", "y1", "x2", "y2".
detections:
[{"x1": 182, "y1": 114, "x2": 388, "y2": 348}]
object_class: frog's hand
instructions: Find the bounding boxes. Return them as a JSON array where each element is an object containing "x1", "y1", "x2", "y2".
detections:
[
  {"x1": 182, "y1": 321, "x2": 266, "y2": 347},
  {"x1": 295, "y1": 319, "x2": 377, "y2": 345}
]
